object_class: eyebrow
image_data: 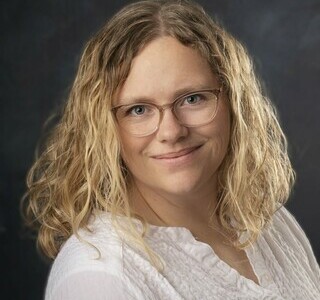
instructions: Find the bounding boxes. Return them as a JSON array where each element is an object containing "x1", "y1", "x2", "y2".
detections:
[{"x1": 117, "y1": 84, "x2": 215, "y2": 105}]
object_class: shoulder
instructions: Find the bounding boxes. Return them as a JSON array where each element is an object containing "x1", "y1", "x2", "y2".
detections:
[
  {"x1": 46, "y1": 271, "x2": 129, "y2": 300},
  {"x1": 270, "y1": 206, "x2": 315, "y2": 254},
  {"x1": 45, "y1": 213, "x2": 126, "y2": 299},
  {"x1": 262, "y1": 206, "x2": 319, "y2": 276}
]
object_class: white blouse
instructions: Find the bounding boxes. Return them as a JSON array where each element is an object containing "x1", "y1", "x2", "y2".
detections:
[{"x1": 45, "y1": 207, "x2": 320, "y2": 299}]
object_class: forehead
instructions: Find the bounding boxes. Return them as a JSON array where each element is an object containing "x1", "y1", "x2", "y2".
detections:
[{"x1": 116, "y1": 37, "x2": 219, "y2": 105}]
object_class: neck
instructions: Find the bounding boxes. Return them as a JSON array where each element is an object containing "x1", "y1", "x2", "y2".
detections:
[
  {"x1": 129, "y1": 180, "x2": 238, "y2": 247},
  {"x1": 129, "y1": 178, "x2": 221, "y2": 231}
]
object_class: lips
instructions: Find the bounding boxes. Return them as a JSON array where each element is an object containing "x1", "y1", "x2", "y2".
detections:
[{"x1": 152, "y1": 145, "x2": 202, "y2": 159}]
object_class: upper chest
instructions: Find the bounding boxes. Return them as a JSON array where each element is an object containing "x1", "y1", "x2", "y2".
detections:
[{"x1": 122, "y1": 236, "x2": 284, "y2": 300}]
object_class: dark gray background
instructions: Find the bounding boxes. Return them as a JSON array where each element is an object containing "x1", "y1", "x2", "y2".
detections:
[{"x1": 1, "y1": 0, "x2": 319, "y2": 299}]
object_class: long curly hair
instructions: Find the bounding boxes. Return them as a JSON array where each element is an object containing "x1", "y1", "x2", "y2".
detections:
[{"x1": 22, "y1": 0, "x2": 295, "y2": 271}]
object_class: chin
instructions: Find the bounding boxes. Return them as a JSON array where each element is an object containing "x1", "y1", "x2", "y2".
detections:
[{"x1": 157, "y1": 174, "x2": 206, "y2": 197}]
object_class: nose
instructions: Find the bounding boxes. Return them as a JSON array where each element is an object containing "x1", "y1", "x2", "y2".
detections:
[{"x1": 155, "y1": 108, "x2": 188, "y2": 143}]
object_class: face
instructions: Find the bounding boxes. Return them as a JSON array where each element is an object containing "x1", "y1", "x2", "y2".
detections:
[{"x1": 116, "y1": 36, "x2": 230, "y2": 201}]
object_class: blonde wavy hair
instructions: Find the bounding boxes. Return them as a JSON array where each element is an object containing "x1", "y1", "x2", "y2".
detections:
[{"x1": 22, "y1": 0, "x2": 295, "y2": 270}]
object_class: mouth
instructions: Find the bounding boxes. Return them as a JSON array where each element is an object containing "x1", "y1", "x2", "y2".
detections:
[{"x1": 151, "y1": 145, "x2": 202, "y2": 160}]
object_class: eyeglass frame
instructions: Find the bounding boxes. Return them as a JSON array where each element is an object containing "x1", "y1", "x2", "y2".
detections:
[{"x1": 111, "y1": 87, "x2": 223, "y2": 137}]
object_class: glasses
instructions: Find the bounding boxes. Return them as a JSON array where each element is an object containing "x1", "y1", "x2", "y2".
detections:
[{"x1": 111, "y1": 87, "x2": 222, "y2": 137}]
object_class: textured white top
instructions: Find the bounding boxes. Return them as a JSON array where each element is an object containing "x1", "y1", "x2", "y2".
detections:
[{"x1": 45, "y1": 207, "x2": 320, "y2": 299}]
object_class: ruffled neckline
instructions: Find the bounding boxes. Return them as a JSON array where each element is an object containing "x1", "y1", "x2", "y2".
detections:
[{"x1": 93, "y1": 210, "x2": 284, "y2": 297}]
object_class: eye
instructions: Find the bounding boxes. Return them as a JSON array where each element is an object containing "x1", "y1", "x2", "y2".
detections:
[
  {"x1": 123, "y1": 103, "x2": 156, "y2": 118},
  {"x1": 186, "y1": 94, "x2": 199, "y2": 104},
  {"x1": 182, "y1": 93, "x2": 205, "y2": 105},
  {"x1": 128, "y1": 105, "x2": 146, "y2": 116}
]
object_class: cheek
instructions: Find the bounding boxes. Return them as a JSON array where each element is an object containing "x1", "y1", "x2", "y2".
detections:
[
  {"x1": 220, "y1": 117, "x2": 231, "y2": 148},
  {"x1": 119, "y1": 133, "x2": 149, "y2": 170},
  {"x1": 204, "y1": 103, "x2": 231, "y2": 159},
  {"x1": 218, "y1": 130, "x2": 230, "y2": 159},
  {"x1": 216, "y1": 100, "x2": 231, "y2": 148},
  {"x1": 206, "y1": 129, "x2": 230, "y2": 163},
  {"x1": 218, "y1": 124, "x2": 231, "y2": 160}
]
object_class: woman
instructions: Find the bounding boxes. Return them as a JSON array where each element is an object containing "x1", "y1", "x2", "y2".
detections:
[{"x1": 23, "y1": 0, "x2": 320, "y2": 299}]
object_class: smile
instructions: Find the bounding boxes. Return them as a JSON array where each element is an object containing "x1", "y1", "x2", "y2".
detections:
[{"x1": 151, "y1": 145, "x2": 202, "y2": 166}]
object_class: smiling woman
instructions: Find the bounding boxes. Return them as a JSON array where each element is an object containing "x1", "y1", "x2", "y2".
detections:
[{"x1": 22, "y1": 0, "x2": 320, "y2": 299}]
